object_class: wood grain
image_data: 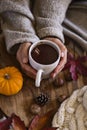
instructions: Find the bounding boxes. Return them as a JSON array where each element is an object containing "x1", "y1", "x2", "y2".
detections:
[{"x1": 0, "y1": 35, "x2": 87, "y2": 126}]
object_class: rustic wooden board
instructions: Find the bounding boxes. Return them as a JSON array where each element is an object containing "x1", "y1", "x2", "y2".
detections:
[{"x1": 0, "y1": 35, "x2": 87, "y2": 126}]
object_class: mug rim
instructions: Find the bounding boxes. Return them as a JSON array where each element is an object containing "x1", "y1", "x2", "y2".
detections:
[{"x1": 29, "y1": 39, "x2": 61, "y2": 67}]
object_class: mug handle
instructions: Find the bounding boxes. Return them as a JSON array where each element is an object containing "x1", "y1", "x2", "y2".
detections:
[{"x1": 35, "y1": 69, "x2": 44, "y2": 87}]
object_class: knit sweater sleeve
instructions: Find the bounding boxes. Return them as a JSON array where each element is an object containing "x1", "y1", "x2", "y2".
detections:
[
  {"x1": 33, "y1": 0, "x2": 72, "y2": 43},
  {"x1": 0, "y1": 0, "x2": 39, "y2": 53}
]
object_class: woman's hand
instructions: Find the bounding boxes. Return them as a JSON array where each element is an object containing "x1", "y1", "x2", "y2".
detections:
[
  {"x1": 16, "y1": 42, "x2": 37, "y2": 79},
  {"x1": 44, "y1": 37, "x2": 67, "y2": 78},
  {"x1": 16, "y1": 38, "x2": 67, "y2": 80}
]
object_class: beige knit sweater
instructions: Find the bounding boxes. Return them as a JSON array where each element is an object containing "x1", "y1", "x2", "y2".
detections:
[{"x1": 0, "y1": 0, "x2": 87, "y2": 53}]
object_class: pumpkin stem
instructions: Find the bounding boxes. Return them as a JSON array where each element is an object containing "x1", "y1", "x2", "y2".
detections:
[{"x1": 4, "y1": 73, "x2": 10, "y2": 79}]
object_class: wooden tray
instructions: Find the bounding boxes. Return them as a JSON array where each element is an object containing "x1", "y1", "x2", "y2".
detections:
[{"x1": 0, "y1": 35, "x2": 87, "y2": 126}]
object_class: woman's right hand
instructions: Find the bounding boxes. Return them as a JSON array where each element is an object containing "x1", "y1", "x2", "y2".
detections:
[{"x1": 16, "y1": 42, "x2": 37, "y2": 79}]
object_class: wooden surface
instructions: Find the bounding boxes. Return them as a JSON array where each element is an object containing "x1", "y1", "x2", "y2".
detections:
[{"x1": 0, "y1": 35, "x2": 87, "y2": 127}]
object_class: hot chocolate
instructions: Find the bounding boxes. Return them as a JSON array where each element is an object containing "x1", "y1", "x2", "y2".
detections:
[{"x1": 31, "y1": 43, "x2": 58, "y2": 65}]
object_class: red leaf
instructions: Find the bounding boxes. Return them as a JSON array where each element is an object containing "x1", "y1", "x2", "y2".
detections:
[
  {"x1": 0, "y1": 113, "x2": 26, "y2": 130},
  {"x1": 71, "y1": 71, "x2": 78, "y2": 81},
  {"x1": 28, "y1": 115, "x2": 39, "y2": 130},
  {"x1": 28, "y1": 110, "x2": 56, "y2": 130},
  {"x1": 77, "y1": 64, "x2": 87, "y2": 76},
  {"x1": 0, "y1": 117, "x2": 12, "y2": 130},
  {"x1": 67, "y1": 52, "x2": 74, "y2": 60},
  {"x1": 11, "y1": 114, "x2": 26, "y2": 130},
  {"x1": 77, "y1": 56, "x2": 87, "y2": 62},
  {"x1": 63, "y1": 62, "x2": 71, "y2": 70},
  {"x1": 63, "y1": 52, "x2": 87, "y2": 81},
  {"x1": 70, "y1": 63, "x2": 78, "y2": 80}
]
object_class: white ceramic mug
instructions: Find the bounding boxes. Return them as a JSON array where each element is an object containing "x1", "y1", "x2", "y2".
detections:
[{"x1": 29, "y1": 40, "x2": 61, "y2": 87}]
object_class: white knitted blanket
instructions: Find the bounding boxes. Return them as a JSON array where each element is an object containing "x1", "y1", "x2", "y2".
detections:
[{"x1": 52, "y1": 86, "x2": 87, "y2": 130}]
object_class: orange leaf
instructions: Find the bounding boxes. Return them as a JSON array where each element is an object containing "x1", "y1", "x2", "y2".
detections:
[
  {"x1": 28, "y1": 110, "x2": 56, "y2": 130},
  {"x1": 11, "y1": 114, "x2": 26, "y2": 130}
]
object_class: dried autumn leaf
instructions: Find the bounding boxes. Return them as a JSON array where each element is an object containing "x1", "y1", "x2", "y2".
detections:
[
  {"x1": 0, "y1": 116, "x2": 12, "y2": 130},
  {"x1": 0, "y1": 110, "x2": 27, "y2": 130},
  {"x1": 28, "y1": 110, "x2": 56, "y2": 130},
  {"x1": 11, "y1": 114, "x2": 26, "y2": 130},
  {"x1": 63, "y1": 52, "x2": 87, "y2": 81},
  {"x1": 70, "y1": 62, "x2": 78, "y2": 80}
]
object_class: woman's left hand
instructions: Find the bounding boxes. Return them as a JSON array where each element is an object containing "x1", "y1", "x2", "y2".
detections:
[{"x1": 44, "y1": 37, "x2": 67, "y2": 78}]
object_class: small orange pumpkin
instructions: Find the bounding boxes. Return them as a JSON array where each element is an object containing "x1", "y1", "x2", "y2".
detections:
[{"x1": 0, "y1": 66, "x2": 23, "y2": 96}]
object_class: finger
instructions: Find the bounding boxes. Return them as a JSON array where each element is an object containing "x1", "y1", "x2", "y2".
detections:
[
  {"x1": 51, "y1": 65, "x2": 64, "y2": 78},
  {"x1": 21, "y1": 43, "x2": 31, "y2": 63},
  {"x1": 21, "y1": 63, "x2": 37, "y2": 79},
  {"x1": 55, "y1": 56, "x2": 67, "y2": 72},
  {"x1": 45, "y1": 37, "x2": 66, "y2": 50},
  {"x1": 19, "y1": 58, "x2": 37, "y2": 79},
  {"x1": 16, "y1": 43, "x2": 31, "y2": 63},
  {"x1": 25, "y1": 71, "x2": 36, "y2": 79},
  {"x1": 45, "y1": 37, "x2": 67, "y2": 60},
  {"x1": 51, "y1": 52, "x2": 67, "y2": 78},
  {"x1": 56, "y1": 53, "x2": 67, "y2": 70},
  {"x1": 16, "y1": 43, "x2": 36, "y2": 79},
  {"x1": 51, "y1": 65, "x2": 64, "y2": 79}
]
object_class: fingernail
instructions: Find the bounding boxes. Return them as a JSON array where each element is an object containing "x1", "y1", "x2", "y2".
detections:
[
  {"x1": 53, "y1": 73, "x2": 56, "y2": 78},
  {"x1": 61, "y1": 52, "x2": 65, "y2": 57},
  {"x1": 23, "y1": 58, "x2": 27, "y2": 63}
]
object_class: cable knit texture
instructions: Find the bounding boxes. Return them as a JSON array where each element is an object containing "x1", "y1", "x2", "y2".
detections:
[
  {"x1": 33, "y1": 0, "x2": 72, "y2": 42},
  {"x1": 0, "y1": 0, "x2": 87, "y2": 53},
  {"x1": 0, "y1": 0, "x2": 40, "y2": 53},
  {"x1": 0, "y1": 0, "x2": 72, "y2": 53},
  {"x1": 52, "y1": 85, "x2": 87, "y2": 130}
]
